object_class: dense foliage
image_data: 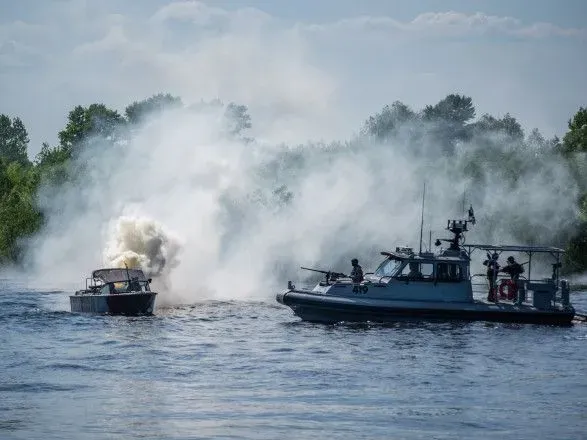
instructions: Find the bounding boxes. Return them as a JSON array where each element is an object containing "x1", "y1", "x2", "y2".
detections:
[{"x1": 0, "y1": 93, "x2": 586, "y2": 273}]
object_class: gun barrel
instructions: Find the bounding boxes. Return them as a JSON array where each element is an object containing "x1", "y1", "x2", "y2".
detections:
[
  {"x1": 300, "y1": 267, "x2": 349, "y2": 279},
  {"x1": 300, "y1": 266, "x2": 330, "y2": 274}
]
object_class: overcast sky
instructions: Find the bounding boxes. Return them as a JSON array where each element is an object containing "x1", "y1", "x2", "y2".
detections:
[{"x1": 1, "y1": 0, "x2": 586, "y2": 153}]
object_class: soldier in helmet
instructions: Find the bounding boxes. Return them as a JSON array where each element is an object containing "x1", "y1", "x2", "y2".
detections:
[
  {"x1": 407, "y1": 262, "x2": 423, "y2": 279},
  {"x1": 483, "y1": 252, "x2": 500, "y2": 302},
  {"x1": 350, "y1": 258, "x2": 364, "y2": 283},
  {"x1": 499, "y1": 256, "x2": 525, "y2": 301},
  {"x1": 501, "y1": 256, "x2": 524, "y2": 281}
]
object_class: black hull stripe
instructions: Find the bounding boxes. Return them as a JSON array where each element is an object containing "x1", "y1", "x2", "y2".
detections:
[
  {"x1": 70, "y1": 293, "x2": 157, "y2": 315},
  {"x1": 281, "y1": 292, "x2": 574, "y2": 326}
]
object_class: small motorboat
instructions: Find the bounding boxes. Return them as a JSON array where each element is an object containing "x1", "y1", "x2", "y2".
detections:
[
  {"x1": 277, "y1": 209, "x2": 576, "y2": 326},
  {"x1": 70, "y1": 267, "x2": 157, "y2": 315}
]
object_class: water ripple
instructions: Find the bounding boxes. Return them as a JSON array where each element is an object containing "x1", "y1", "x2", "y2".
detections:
[{"x1": 0, "y1": 286, "x2": 586, "y2": 440}]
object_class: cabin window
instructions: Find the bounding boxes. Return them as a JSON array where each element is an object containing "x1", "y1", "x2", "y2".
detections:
[
  {"x1": 374, "y1": 259, "x2": 401, "y2": 277},
  {"x1": 420, "y1": 263, "x2": 434, "y2": 278},
  {"x1": 396, "y1": 262, "x2": 434, "y2": 281},
  {"x1": 436, "y1": 263, "x2": 463, "y2": 282},
  {"x1": 113, "y1": 281, "x2": 129, "y2": 293},
  {"x1": 129, "y1": 279, "x2": 142, "y2": 292}
]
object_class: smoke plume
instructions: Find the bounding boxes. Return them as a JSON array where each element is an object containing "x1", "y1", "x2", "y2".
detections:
[
  {"x1": 22, "y1": 100, "x2": 580, "y2": 303},
  {"x1": 102, "y1": 215, "x2": 182, "y2": 294}
]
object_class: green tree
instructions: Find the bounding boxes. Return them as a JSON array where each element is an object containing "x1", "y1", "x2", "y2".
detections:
[
  {"x1": 559, "y1": 108, "x2": 587, "y2": 193},
  {"x1": 33, "y1": 142, "x2": 71, "y2": 187},
  {"x1": 525, "y1": 129, "x2": 561, "y2": 156},
  {"x1": 471, "y1": 113, "x2": 524, "y2": 142},
  {"x1": 224, "y1": 102, "x2": 252, "y2": 137},
  {"x1": 559, "y1": 107, "x2": 587, "y2": 272},
  {"x1": 422, "y1": 94, "x2": 476, "y2": 154},
  {"x1": 125, "y1": 93, "x2": 183, "y2": 124},
  {"x1": 527, "y1": 128, "x2": 545, "y2": 148},
  {"x1": 0, "y1": 159, "x2": 42, "y2": 262},
  {"x1": 35, "y1": 142, "x2": 69, "y2": 167},
  {"x1": 362, "y1": 101, "x2": 418, "y2": 140},
  {"x1": 58, "y1": 104, "x2": 125, "y2": 153},
  {"x1": 564, "y1": 223, "x2": 587, "y2": 273},
  {"x1": 0, "y1": 114, "x2": 30, "y2": 165},
  {"x1": 423, "y1": 94, "x2": 475, "y2": 125},
  {"x1": 562, "y1": 107, "x2": 587, "y2": 154}
]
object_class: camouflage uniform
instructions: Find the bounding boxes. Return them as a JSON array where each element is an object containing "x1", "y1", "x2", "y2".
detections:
[
  {"x1": 500, "y1": 257, "x2": 524, "y2": 301},
  {"x1": 483, "y1": 253, "x2": 500, "y2": 302},
  {"x1": 501, "y1": 258, "x2": 524, "y2": 281},
  {"x1": 350, "y1": 259, "x2": 364, "y2": 283}
]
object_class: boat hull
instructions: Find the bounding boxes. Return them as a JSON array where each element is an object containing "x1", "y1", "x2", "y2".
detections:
[
  {"x1": 69, "y1": 292, "x2": 157, "y2": 315},
  {"x1": 276, "y1": 289, "x2": 575, "y2": 326}
]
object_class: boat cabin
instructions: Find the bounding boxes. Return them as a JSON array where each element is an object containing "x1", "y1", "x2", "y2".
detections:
[
  {"x1": 80, "y1": 268, "x2": 153, "y2": 295},
  {"x1": 361, "y1": 242, "x2": 569, "y2": 307},
  {"x1": 371, "y1": 247, "x2": 469, "y2": 284}
]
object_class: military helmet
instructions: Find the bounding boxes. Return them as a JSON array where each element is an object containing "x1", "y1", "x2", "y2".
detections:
[
  {"x1": 507, "y1": 256, "x2": 515, "y2": 263},
  {"x1": 351, "y1": 258, "x2": 358, "y2": 265}
]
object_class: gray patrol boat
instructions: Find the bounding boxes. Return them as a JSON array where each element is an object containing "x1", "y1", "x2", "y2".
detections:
[
  {"x1": 70, "y1": 267, "x2": 157, "y2": 315},
  {"x1": 277, "y1": 209, "x2": 576, "y2": 326}
]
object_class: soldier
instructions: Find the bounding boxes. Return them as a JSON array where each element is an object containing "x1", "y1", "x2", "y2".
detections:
[
  {"x1": 350, "y1": 258, "x2": 364, "y2": 283},
  {"x1": 483, "y1": 252, "x2": 500, "y2": 302},
  {"x1": 407, "y1": 262, "x2": 423, "y2": 279},
  {"x1": 500, "y1": 256, "x2": 525, "y2": 301},
  {"x1": 501, "y1": 256, "x2": 524, "y2": 281}
]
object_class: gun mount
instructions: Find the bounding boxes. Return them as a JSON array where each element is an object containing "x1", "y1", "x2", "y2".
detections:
[
  {"x1": 434, "y1": 206, "x2": 476, "y2": 252},
  {"x1": 300, "y1": 266, "x2": 348, "y2": 284}
]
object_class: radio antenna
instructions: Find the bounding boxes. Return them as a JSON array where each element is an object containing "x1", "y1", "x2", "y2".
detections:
[{"x1": 419, "y1": 181, "x2": 426, "y2": 255}]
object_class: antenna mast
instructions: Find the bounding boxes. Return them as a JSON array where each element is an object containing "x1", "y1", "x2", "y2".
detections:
[{"x1": 419, "y1": 181, "x2": 426, "y2": 254}]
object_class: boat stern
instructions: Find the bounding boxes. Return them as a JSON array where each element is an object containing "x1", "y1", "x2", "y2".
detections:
[{"x1": 70, "y1": 291, "x2": 158, "y2": 315}]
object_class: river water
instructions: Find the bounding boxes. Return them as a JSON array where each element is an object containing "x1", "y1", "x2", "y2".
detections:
[{"x1": 1, "y1": 281, "x2": 586, "y2": 440}]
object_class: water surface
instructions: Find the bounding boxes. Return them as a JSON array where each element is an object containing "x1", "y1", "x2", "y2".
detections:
[{"x1": 1, "y1": 282, "x2": 586, "y2": 439}]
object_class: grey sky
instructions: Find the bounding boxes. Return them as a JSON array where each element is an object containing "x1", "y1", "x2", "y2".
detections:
[{"x1": 1, "y1": 0, "x2": 586, "y2": 153}]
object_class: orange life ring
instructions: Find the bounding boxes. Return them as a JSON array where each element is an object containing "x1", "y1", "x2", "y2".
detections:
[{"x1": 499, "y1": 279, "x2": 517, "y2": 300}]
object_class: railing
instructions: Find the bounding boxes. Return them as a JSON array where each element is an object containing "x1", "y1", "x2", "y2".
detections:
[{"x1": 470, "y1": 274, "x2": 569, "y2": 308}]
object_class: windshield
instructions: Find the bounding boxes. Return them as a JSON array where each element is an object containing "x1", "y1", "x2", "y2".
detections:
[
  {"x1": 111, "y1": 280, "x2": 151, "y2": 293},
  {"x1": 374, "y1": 258, "x2": 402, "y2": 277}
]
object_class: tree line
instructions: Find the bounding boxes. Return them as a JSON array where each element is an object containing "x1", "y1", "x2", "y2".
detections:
[{"x1": 0, "y1": 92, "x2": 586, "y2": 272}]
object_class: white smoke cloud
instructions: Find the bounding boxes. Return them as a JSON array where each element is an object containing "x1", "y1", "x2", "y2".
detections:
[
  {"x1": 23, "y1": 99, "x2": 580, "y2": 304},
  {"x1": 102, "y1": 215, "x2": 182, "y2": 285}
]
